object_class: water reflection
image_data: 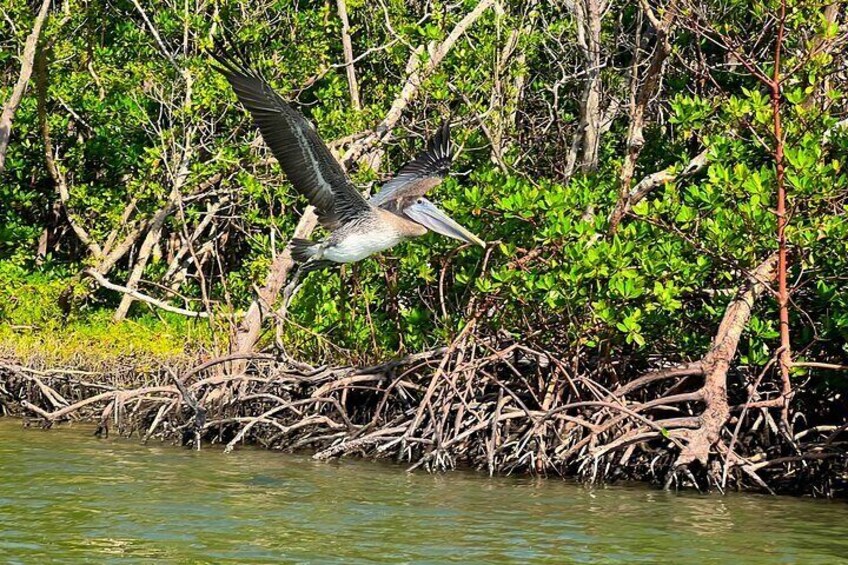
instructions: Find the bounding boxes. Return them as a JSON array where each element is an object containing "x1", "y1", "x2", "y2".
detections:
[{"x1": 1, "y1": 420, "x2": 846, "y2": 564}]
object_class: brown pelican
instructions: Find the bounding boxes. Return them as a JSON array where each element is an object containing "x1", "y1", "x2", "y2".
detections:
[{"x1": 212, "y1": 50, "x2": 485, "y2": 272}]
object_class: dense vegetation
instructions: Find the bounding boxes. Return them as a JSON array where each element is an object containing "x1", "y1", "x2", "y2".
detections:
[{"x1": 1, "y1": 0, "x2": 846, "y2": 494}]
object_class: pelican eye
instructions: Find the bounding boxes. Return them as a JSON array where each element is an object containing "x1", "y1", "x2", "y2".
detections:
[{"x1": 416, "y1": 198, "x2": 424, "y2": 204}]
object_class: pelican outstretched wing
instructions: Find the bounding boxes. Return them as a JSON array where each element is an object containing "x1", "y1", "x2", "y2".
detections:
[
  {"x1": 212, "y1": 48, "x2": 370, "y2": 226},
  {"x1": 370, "y1": 121, "x2": 452, "y2": 208}
]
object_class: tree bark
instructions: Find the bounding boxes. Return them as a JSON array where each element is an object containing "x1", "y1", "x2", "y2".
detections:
[
  {"x1": 674, "y1": 253, "x2": 779, "y2": 468},
  {"x1": 572, "y1": 0, "x2": 605, "y2": 172},
  {"x1": 770, "y1": 0, "x2": 792, "y2": 420}
]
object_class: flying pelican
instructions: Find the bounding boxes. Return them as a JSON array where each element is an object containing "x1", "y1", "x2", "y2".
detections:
[{"x1": 212, "y1": 50, "x2": 485, "y2": 273}]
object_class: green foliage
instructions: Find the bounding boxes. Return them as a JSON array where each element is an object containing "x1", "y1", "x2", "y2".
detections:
[
  {"x1": 0, "y1": 0, "x2": 845, "y2": 381},
  {"x1": 0, "y1": 264, "x2": 211, "y2": 369}
]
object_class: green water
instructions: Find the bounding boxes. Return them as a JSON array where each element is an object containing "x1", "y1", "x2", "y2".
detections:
[{"x1": 1, "y1": 420, "x2": 846, "y2": 564}]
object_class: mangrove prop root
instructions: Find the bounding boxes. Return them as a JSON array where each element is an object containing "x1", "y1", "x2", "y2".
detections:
[
  {"x1": 1, "y1": 350, "x2": 844, "y2": 496},
  {"x1": 1, "y1": 254, "x2": 845, "y2": 495}
]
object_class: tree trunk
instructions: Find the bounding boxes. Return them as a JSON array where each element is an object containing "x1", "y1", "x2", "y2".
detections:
[
  {"x1": 674, "y1": 253, "x2": 779, "y2": 469},
  {"x1": 574, "y1": 0, "x2": 604, "y2": 172},
  {"x1": 608, "y1": 0, "x2": 678, "y2": 233},
  {"x1": 0, "y1": 0, "x2": 52, "y2": 172}
]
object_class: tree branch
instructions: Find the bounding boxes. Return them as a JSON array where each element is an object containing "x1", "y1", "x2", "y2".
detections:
[
  {"x1": 609, "y1": 148, "x2": 709, "y2": 223},
  {"x1": 336, "y1": 0, "x2": 361, "y2": 110},
  {"x1": 341, "y1": 0, "x2": 496, "y2": 166},
  {"x1": 608, "y1": 0, "x2": 679, "y2": 233},
  {"x1": 0, "y1": 0, "x2": 52, "y2": 172},
  {"x1": 86, "y1": 269, "x2": 210, "y2": 318}
]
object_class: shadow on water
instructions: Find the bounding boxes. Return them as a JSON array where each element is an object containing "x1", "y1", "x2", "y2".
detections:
[{"x1": 1, "y1": 419, "x2": 846, "y2": 564}]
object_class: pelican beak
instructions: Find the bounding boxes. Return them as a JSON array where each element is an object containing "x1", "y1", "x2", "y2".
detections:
[{"x1": 404, "y1": 198, "x2": 485, "y2": 248}]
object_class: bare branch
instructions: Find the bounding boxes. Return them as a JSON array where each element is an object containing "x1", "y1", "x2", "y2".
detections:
[
  {"x1": 609, "y1": 148, "x2": 709, "y2": 222},
  {"x1": 336, "y1": 0, "x2": 362, "y2": 110},
  {"x1": 0, "y1": 0, "x2": 52, "y2": 172},
  {"x1": 609, "y1": 0, "x2": 679, "y2": 232},
  {"x1": 86, "y1": 269, "x2": 210, "y2": 318},
  {"x1": 113, "y1": 149, "x2": 194, "y2": 321},
  {"x1": 342, "y1": 0, "x2": 496, "y2": 165}
]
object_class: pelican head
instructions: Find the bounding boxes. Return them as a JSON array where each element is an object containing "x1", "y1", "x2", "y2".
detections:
[{"x1": 403, "y1": 198, "x2": 485, "y2": 248}]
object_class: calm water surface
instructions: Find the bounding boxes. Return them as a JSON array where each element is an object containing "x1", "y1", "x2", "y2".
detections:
[{"x1": 1, "y1": 419, "x2": 846, "y2": 564}]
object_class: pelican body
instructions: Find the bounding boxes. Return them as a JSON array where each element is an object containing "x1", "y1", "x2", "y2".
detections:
[
  {"x1": 292, "y1": 210, "x2": 425, "y2": 265},
  {"x1": 213, "y1": 49, "x2": 484, "y2": 272}
]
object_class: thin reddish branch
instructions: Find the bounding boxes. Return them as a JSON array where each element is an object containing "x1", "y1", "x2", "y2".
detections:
[
  {"x1": 771, "y1": 0, "x2": 792, "y2": 422},
  {"x1": 683, "y1": 0, "x2": 794, "y2": 424}
]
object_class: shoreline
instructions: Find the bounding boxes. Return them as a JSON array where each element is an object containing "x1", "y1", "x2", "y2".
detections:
[{"x1": 3, "y1": 353, "x2": 846, "y2": 499}]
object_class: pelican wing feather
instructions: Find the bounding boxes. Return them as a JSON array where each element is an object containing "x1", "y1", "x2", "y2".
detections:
[
  {"x1": 212, "y1": 49, "x2": 370, "y2": 226},
  {"x1": 370, "y1": 121, "x2": 452, "y2": 208}
]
